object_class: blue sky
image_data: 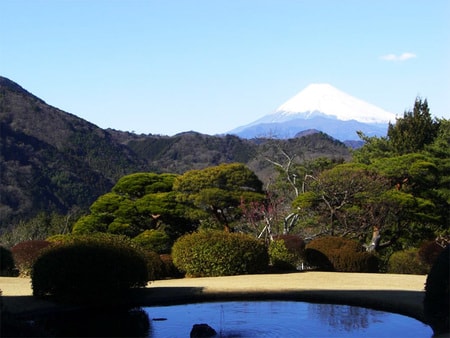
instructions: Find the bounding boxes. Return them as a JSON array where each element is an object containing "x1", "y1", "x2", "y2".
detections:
[{"x1": 1, "y1": 0, "x2": 449, "y2": 135}]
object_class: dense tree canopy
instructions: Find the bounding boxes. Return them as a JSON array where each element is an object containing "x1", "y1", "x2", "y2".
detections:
[
  {"x1": 387, "y1": 98, "x2": 440, "y2": 154},
  {"x1": 293, "y1": 164, "x2": 394, "y2": 242},
  {"x1": 289, "y1": 99, "x2": 449, "y2": 252},
  {"x1": 173, "y1": 163, "x2": 265, "y2": 231},
  {"x1": 349, "y1": 101, "x2": 449, "y2": 249},
  {"x1": 71, "y1": 164, "x2": 266, "y2": 241},
  {"x1": 72, "y1": 172, "x2": 196, "y2": 240}
]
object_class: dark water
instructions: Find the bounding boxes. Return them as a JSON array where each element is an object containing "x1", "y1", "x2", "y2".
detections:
[
  {"x1": 27, "y1": 301, "x2": 432, "y2": 337},
  {"x1": 145, "y1": 301, "x2": 433, "y2": 338}
]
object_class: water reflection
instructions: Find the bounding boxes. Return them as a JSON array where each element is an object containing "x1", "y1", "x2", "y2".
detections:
[
  {"x1": 309, "y1": 303, "x2": 382, "y2": 332},
  {"x1": 26, "y1": 301, "x2": 432, "y2": 337},
  {"x1": 145, "y1": 301, "x2": 432, "y2": 338}
]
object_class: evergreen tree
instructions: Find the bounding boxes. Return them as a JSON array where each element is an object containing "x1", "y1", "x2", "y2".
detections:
[{"x1": 388, "y1": 98, "x2": 439, "y2": 154}]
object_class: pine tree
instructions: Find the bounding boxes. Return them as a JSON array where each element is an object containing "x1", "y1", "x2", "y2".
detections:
[{"x1": 387, "y1": 98, "x2": 439, "y2": 154}]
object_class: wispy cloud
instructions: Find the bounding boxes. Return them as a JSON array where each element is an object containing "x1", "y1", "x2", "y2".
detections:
[{"x1": 380, "y1": 52, "x2": 417, "y2": 61}]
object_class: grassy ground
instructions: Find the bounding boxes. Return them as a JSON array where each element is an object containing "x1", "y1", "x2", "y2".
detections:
[{"x1": 0, "y1": 272, "x2": 427, "y2": 322}]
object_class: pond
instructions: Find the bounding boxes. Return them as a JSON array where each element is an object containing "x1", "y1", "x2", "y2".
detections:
[
  {"x1": 29, "y1": 301, "x2": 432, "y2": 337},
  {"x1": 145, "y1": 301, "x2": 432, "y2": 337}
]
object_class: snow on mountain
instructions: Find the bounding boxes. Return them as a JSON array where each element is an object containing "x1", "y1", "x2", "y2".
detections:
[
  {"x1": 261, "y1": 83, "x2": 396, "y2": 124},
  {"x1": 228, "y1": 83, "x2": 397, "y2": 141}
]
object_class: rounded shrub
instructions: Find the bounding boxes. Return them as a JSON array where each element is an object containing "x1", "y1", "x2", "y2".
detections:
[
  {"x1": 269, "y1": 240, "x2": 296, "y2": 270},
  {"x1": 269, "y1": 235, "x2": 305, "y2": 270},
  {"x1": 132, "y1": 230, "x2": 171, "y2": 254},
  {"x1": 11, "y1": 240, "x2": 51, "y2": 277},
  {"x1": 424, "y1": 245, "x2": 449, "y2": 335},
  {"x1": 159, "y1": 254, "x2": 183, "y2": 278},
  {"x1": 31, "y1": 234, "x2": 149, "y2": 303},
  {"x1": 47, "y1": 233, "x2": 163, "y2": 281},
  {"x1": 0, "y1": 246, "x2": 15, "y2": 276},
  {"x1": 418, "y1": 240, "x2": 444, "y2": 266},
  {"x1": 305, "y1": 236, "x2": 378, "y2": 272},
  {"x1": 142, "y1": 250, "x2": 164, "y2": 281},
  {"x1": 387, "y1": 248, "x2": 429, "y2": 275},
  {"x1": 172, "y1": 231, "x2": 269, "y2": 277}
]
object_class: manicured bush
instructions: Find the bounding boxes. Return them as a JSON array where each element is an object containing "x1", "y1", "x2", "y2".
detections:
[
  {"x1": 418, "y1": 240, "x2": 444, "y2": 266},
  {"x1": 31, "y1": 234, "x2": 148, "y2": 303},
  {"x1": 142, "y1": 250, "x2": 164, "y2": 281},
  {"x1": 172, "y1": 230, "x2": 269, "y2": 277},
  {"x1": 387, "y1": 248, "x2": 429, "y2": 275},
  {"x1": 269, "y1": 235, "x2": 305, "y2": 270},
  {"x1": 132, "y1": 230, "x2": 171, "y2": 254},
  {"x1": 159, "y1": 254, "x2": 183, "y2": 278},
  {"x1": 269, "y1": 240, "x2": 297, "y2": 270},
  {"x1": 332, "y1": 249, "x2": 379, "y2": 273},
  {"x1": 424, "y1": 245, "x2": 449, "y2": 335},
  {"x1": 47, "y1": 233, "x2": 164, "y2": 281},
  {"x1": 305, "y1": 236, "x2": 378, "y2": 272},
  {"x1": 0, "y1": 246, "x2": 15, "y2": 276},
  {"x1": 275, "y1": 235, "x2": 306, "y2": 255},
  {"x1": 11, "y1": 240, "x2": 51, "y2": 277}
]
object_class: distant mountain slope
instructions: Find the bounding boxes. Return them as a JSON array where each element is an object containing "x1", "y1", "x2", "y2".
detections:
[
  {"x1": 229, "y1": 83, "x2": 395, "y2": 141},
  {"x1": 0, "y1": 76, "x2": 351, "y2": 226},
  {"x1": 125, "y1": 132, "x2": 257, "y2": 174},
  {"x1": 0, "y1": 76, "x2": 147, "y2": 224}
]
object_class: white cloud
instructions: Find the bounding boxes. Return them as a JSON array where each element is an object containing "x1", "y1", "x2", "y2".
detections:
[{"x1": 380, "y1": 52, "x2": 417, "y2": 61}]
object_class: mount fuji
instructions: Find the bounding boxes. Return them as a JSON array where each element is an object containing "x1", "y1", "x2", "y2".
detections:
[{"x1": 229, "y1": 84, "x2": 397, "y2": 142}]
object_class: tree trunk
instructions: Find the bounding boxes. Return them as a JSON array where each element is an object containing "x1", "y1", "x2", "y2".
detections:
[{"x1": 365, "y1": 226, "x2": 381, "y2": 252}]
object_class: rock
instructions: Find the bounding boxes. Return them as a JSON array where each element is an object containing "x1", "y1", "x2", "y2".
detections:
[{"x1": 190, "y1": 323, "x2": 217, "y2": 337}]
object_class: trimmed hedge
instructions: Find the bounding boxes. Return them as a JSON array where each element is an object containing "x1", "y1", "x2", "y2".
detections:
[
  {"x1": 172, "y1": 231, "x2": 269, "y2": 277},
  {"x1": 269, "y1": 235, "x2": 305, "y2": 270},
  {"x1": 159, "y1": 254, "x2": 183, "y2": 278},
  {"x1": 418, "y1": 240, "x2": 445, "y2": 266},
  {"x1": 387, "y1": 248, "x2": 429, "y2": 275},
  {"x1": 47, "y1": 233, "x2": 164, "y2": 281},
  {"x1": 11, "y1": 240, "x2": 51, "y2": 277},
  {"x1": 305, "y1": 236, "x2": 378, "y2": 272},
  {"x1": 132, "y1": 230, "x2": 171, "y2": 254},
  {"x1": 31, "y1": 234, "x2": 149, "y2": 303}
]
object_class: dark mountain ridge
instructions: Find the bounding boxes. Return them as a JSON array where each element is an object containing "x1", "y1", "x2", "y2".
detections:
[{"x1": 0, "y1": 76, "x2": 351, "y2": 226}]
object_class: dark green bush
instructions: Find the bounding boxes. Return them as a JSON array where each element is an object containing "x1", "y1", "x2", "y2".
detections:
[
  {"x1": 0, "y1": 246, "x2": 15, "y2": 276},
  {"x1": 11, "y1": 240, "x2": 51, "y2": 277},
  {"x1": 142, "y1": 250, "x2": 164, "y2": 280},
  {"x1": 269, "y1": 240, "x2": 296, "y2": 270},
  {"x1": 132, "y1": 230, "x2": 171, "y2": 254},
  {"x1": 424, "y1": 245, "x2": 449, "y2": 335},
  {"x1": 159, "y1": 254, "x2": 183, "y2": 278},
  {"x1": 418, "y1": 240, "x2": 444, "y2": 266},
  {"x1": 387, "y1": 248, "x2": 429, "y2": 275},
  {"x1": 31, "y1": 234, "x2": 148, "y2": 303},
  {"x1": 276, "y1": 235, "x2": 305, "y2": 254},
  {"x1": 305, "y1": 236, "x2": 378, "y2": 272},
  {"x1": 47, "y1": 233, "x2": 163, "y2": 281},
  {"x1": 269, "y1": 235, "x2": 305, "y2": 270},
  {"x1": 172, "y1": 231, "x2": 269, "y2": 277},
  {"x1": 304, "y1": 248, "x2": 334, "y2": 271},
  {"x1": 332, "y1": 249, "x2": 379, "y2": 273}
]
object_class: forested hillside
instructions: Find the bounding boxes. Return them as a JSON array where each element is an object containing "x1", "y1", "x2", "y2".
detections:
[
  {"x1": 0, "y1": 77, "x2": 151, "y2": 225},
  {"x1": 0, "y1": 76, "x2": 350, "y2": 227}
]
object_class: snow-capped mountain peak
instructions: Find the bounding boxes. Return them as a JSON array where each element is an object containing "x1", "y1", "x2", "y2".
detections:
[
  {"x1": 271, "y1": 83, "x2": 396, "y2": 124},
  {"x1": 228, "y1": 83, "x2": 397, "y2": 141}
]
